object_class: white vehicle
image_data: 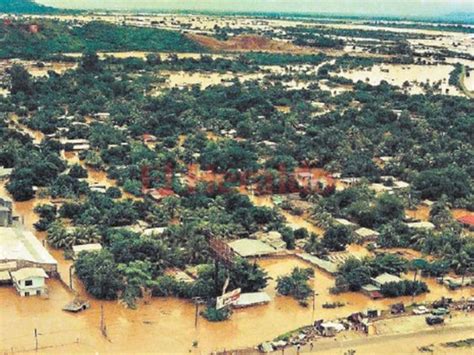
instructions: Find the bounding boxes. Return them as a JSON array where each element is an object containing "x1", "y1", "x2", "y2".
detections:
[{"x1": 413, "y1": 306, "x2": 429, "y2": 315}]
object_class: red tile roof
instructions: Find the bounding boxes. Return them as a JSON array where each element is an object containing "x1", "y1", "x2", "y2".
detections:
[{"x1": 457, "y1": 215, "x2": 474, "y2": 226}]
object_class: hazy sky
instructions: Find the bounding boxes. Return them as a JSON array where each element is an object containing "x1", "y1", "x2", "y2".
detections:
[{"x1": 36, "y1": 0, "x2": 474, "y2": 17}]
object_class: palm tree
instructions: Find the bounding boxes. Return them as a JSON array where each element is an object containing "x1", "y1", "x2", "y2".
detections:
[
  {"x1": 451, "y1": 251, "x2": 471, "y2": 285},
  {"x1": 410, "y1": 259, "x2": 429, "y2": 282}
]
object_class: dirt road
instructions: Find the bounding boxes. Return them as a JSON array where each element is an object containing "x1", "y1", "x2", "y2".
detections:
[{"x1": 274, "y1": 313, "x2": 474, "y2": 354}]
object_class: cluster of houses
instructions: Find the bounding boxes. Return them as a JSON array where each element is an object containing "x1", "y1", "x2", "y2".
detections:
[{"x1": 0, "y1": 197, "x2": 57, "y2": 297}]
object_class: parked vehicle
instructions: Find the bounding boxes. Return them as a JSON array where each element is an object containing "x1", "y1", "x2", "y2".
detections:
[
  {"x1": 431, "y1": 307, "x2": 450, "y2": 316},
  {"x1": 412, "y1": 306, "x2": 429, "y2": 315},
  {"x1": 63, "y1": 299, "x2": 91, "y2": 312},
  {"x1": 425, "y1": 315, "x2": 444, "y2": 325}
]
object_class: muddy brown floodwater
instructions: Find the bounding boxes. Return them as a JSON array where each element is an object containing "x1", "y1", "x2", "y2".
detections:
[{"x1": 1, "y1": 145, "x2": 472, "y2": 353}]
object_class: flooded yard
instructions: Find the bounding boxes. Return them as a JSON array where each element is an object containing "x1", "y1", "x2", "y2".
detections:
[{"x1": 338, "y1": 64, "x2": 463, "y2": 95}]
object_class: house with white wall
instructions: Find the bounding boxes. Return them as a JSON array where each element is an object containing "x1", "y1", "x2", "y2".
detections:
[{"x1": 10, "y1": 268, "x2": 48, "y2": 297}]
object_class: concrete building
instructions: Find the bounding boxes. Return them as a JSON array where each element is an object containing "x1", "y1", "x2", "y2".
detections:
[
  {"x1": 0, "y1": 227, "x2": 57, "y2": 274},
  {"x1": 11, "y1": 267, "x2": 49, "y2": 297},
  {"x1": 0, "y1": 197, "x2": 12, "y2": 227}
]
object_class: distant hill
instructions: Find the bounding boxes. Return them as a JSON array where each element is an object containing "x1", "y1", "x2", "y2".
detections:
[
  {"x1": 0, "y1": 0, "x2": 63, "y2": 14},
  {"x1": 0, "y1": 20, "x2": 204, "y2": 59}
]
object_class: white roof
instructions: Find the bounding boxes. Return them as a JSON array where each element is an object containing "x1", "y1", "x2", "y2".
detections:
[
  {"x1": 320, "y1": 322, "x2": 345, "y2": 332},
  {"x1": 11, "y1": 267, "x2": 48, "y2": 281},
  {"x1": 361, "y1": 284, "x2": 381, "y2": 292},
  {"x1": 72, "y1": 243, "x2": 102, "y2": 255},
  {"x1": 142, "y1": 227, "x2": 167, "y2": 237},
  {"x1": 234, "y1": 292, "x2": 271, "y2": 308},
  {"x1": 406, "y1": 221, "x2": 435, "y2": 230},
  {"x1": 0, "y1": 167, "x2": 13, "y2": 177},
  {"x1": 63, "y1": 139, "x2": 89, "y2": 145},
  {"x1": 72, "y1": 144, "x2": 91, "y2": 151},
  {"x1": 0, "y1": 227, "x2": 57, "y2": 266},
  {"x1": 297, "y1": 253, "x2": 338, "y2": 274},
  {"x1": 355, "y1": 227, "x2": 380, "y2": 237},
  {"x1": 372, "y1": 273, "x2": 401, "y2": 285},
  {"x1": 228, "y1": 238, "x2": 277, "y2": 257},
  {"x1": 334, "y1": 218, "x2": 357, "y2": 227},
  {"x1": 0, "y1": 271, "x2": 11, "y2": 281}
]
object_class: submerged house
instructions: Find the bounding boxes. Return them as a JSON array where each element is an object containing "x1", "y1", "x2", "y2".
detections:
[
  {"x1": 11, "y1": 267, "x2": 49, "y2": 297},
  {"x1": 371, "y1": 273, "x2": 402, "y2": 288}
]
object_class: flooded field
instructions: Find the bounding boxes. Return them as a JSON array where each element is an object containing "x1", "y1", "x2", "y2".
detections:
[
  {"x1": 26, "y1": 62, "x2": 77, "y2": 77},
  {"x1": 338, "y1": 64, "x2": 462, "y2": 95},
  {"x1": 406, "y1": 204, "x2": 473, "y2": 224},
  {"x1": 159, "y1": 70, "x2": 263, "y2": 90},
  {"x1": 463, "y1": 69, "x2": 474, "y2": 91}
]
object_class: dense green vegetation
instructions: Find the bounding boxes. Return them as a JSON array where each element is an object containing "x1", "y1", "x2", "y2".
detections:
[
  {"x1": 276, "y1": 267, "x2": 314, "y2": 302},
  {"x1": 0, "y1": 0, "x2": 64, "y2": 14},
  {"x1": 1, "y1": 42, "x2": 472, "y2": 308},
  {"x1": 0, "y1": 20, "x2": 203, "y2": 59}
]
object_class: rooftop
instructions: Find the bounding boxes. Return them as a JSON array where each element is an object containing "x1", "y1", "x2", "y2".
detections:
[
  {"x1": 457, "y1": 215, "x2": 474, "y2": 226},
  {"x1": 355, "y1": 227, "x2": 380, "y2": 238},
  {"x1": 406, "y1": 221, "x2": 435, "y2": 230},
  {"x1": 72, "y1": 243, "x2": 103, "y2": 255},
  {"x1": 234, "y1": 292, "x2": 271, "y2": 308},
  {"x1": 371, "y1": 273, "x2": 402, "y2": 285},
  {"x1": 228, "y1": 238, "x2": 277, "y2": 257},
  {"x1": 297, "y1": 253, "x2": 339, "y2": 274},
  {"x1": 11, "y1": 267, "x2": 48, "y2": 281},
  {"x1": 0, "y1": 227, "x2": 57, "y2": 266}
]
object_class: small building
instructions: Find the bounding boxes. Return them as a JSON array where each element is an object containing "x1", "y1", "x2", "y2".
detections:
[
  {"x1": 316, "y1": 321, "x2": 345, "y2": 337},
  {"x1": 0, "y1": 205, "x2": 12, "y2": 227},
  {"x1": 89, "y1": 183, "x2": 107, "y2": 193},
  {"x1": 145, "y1": 188, "x2": 176, "y2": 202},
  {"x1": 371, "y1": 273, "x2": 402, "y2": 287},
  {"x1": 0, "y1": 270, "x2": 11, "y2": 285},
  {"x1": 141, "y1": 227, "x2": 167, "y2": 237},
  {"x1": 0, "y1": 166, "x2": 13, "y2": 179},
  {"x1": 0, "y1": 227, "x2": 57, "y2": 274},
  {"x1": 233, "y1": 292, "x2": 271, "y2": 308},
  {"x1": 94, "y1": 112, "x2": 110, "y2": 120},
  {"x1": 11, "y1": 267, "x2": 48, "y2": 297},
  {"x1": 252, "y1": 231, "x2": 286, "y2": 250},
  {"x1": 72, "y1": 243, "x2": 102, "y2": 259},
  {"x1": 296, "y1": 253, "x2": 338, "y2": 275},
  {"x1": 261, "y1": 140, "x2": 277, "y2": 149},
  {"x1": 354, "y1": 227, "x2": 380, "y2": 242},
  {"x1": 228, "y1": 238, "x2": 278, "y2": 258},
  {"x1": 406, "y1": 221, "x2": 435, "y2": 230},
  {"x1": 71, "y1": 144, "x2": 91, "y2": 151},
  {"x1": 143, "y1": 134, "x2": 157, "y2": 143},
  {"x1": 361, "y1": 284, "x2": 382, "y2": 299},
  {"x1": 456, "y1": 215, "x2": 474, "y2": 231},
  {"x1": 334, "y1": 218, "x2": 358, "y2": 230}
]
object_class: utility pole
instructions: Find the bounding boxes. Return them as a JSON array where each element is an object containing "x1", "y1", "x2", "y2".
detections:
[
  {"x1": 193, "y1": 297, "x2": 203, "y2": 329},
  {"x1": 194, "y1": 302, "x2": 199, "y2": 328},
  {"x1": 214, "y1": 259, "x2": 219, "y2": 295},
  {"x1": 34, "y1": 328, "x2": 38, "y2": 351},
  {"x1": 312, "y1": 292, "x2": 319, "y2": 323},
  {"x1": 100, "y1": 305, "x2": 107, "y2": 338},
  {"x1": 69, "y1": 265, "x2": 74, "y2": 290}
]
